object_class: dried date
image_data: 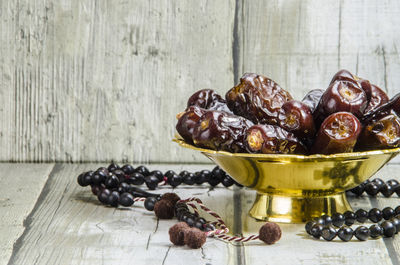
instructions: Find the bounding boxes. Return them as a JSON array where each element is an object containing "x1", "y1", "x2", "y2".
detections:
[
  {"x1": 356, "y1": 114, "x2": 400, "y2": 150},
  {"x1": 311, "y1": 112, "x2": 362, "y2": 155},
  {"x1": 302, "y1": 89, "x2": 324, "y2": 113},
  {"x1": 245, "y1": 124, "x2": 306, "y2": 154},
  {"x1": 187, "y1": 89, "x2": 231, "y2": 113},
  {"x1": 225, "y1": 73, "x2": 293, "y2": 124},
  {"x1": 176, "y1": 106, "x2": 207, "y2": 143},
  {"x1": 192, "y1": 110, "x2": 253, "y2": 153},
  {"x1": 277, "y1": 100, "x2": 316, "y2": 140}
]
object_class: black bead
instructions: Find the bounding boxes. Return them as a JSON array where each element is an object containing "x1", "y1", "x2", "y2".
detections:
[
  {"x1": 144, "y1": 175, "x2": 159, "y2": 190},
  {"x1": 91, "y1": 174, "x2": 102, "y2": 186},
  {"x1": 369, "y1": 224, "x2": 384, "y2": 238},
  {"x1": 168, "y1": 174, "x2": 183, "y2": 187},
  {"x1": 151, "y1": 170, "x2": 164, "y2": 182},
  {"x1": 144, "y1": 197, "x2": 157, "y2": 211},
  {"x1": 388, "y1": 179, "x2": 399, "y2": 187},
  {"x1": 113, "y1": 169, "x2": 126, "y2": 182},
  {"x1": 107, "y1": 191, "x2": 120, "y2": 207},
  {"x1": 395, "y1": 185, "x2": 400, "y2": 197},
  {"x1": 354, "y1": 226, "x2": 370, "y2": 241},
  {"x1": 321, "y1": 226, "x2": 337, "y2": 241},
  {"x1": 350, "y1": 185, "x2": 365, "y2": 196},
  {"x1": 305, "y1": 221, "x2": 317, "y2": 235},
  {"x1": 395, "y1": 206, "x2": 400, "y2": 216},
  {"x1": 221, "y1": 176, "x2": 235, "y2": 187},
  {"x1": 382, "y1": 207, "x2": 395, "y2": 220},
  {"x1": 212, "y1": 166, "x2": 226, "y2": 179},
  {"x1": 121, "y1": 164, "x2": 135, "y2": 175},
  {"x1": 381, "y1": 221, "x2": 396, "y2": 237},
  {"x1": 91, "y1": 185, "x2": 102, "y2": 195},
  {"x1": 372, "y1": 178, "x2": 385, "y2": 188},
  {"x1": 164, "y1": 170, "x2": 176, "y2": 180},
  {"x1": 204, "y1": 223, "x2": 216, "y2": 232},
  {"x1": 381, "y1": 184, "x2": 394, "y2": 197},
  {"x1": 82, "y1": 171, "x2": 94, "y2": 186},
  {"x1": 320, "y1": 215, "x2": 332, "y2": 226},
  {"x1": 107, "y1": 162, "x2": 119, "y2": 172},
  {"x1": 332, "y1": 213, "x2": 345, "y2": 227},
  {"x1": 183, "y1": 173, "x2": 196, "y2": 185},
  {"x1": 365, "y1": 183, "x2": 379, "y2": 196},
  {"x1": 77, "y1": 173, "x2": 85, "y2": 186},
  {"x1": 98, "y1": 189, "x2": 111, "y2": 204},
  {"x1": 313, "y1": 217, "x2": 325, "y2": 226},
  {"x1": 176, "y1": 209, "x2": 189, "y2": 220},
  {"x1": 194, "y1": 171, "x2": 207, "y2": 185},
  {"x1": 338, "y1": 227, "x2": 353, "y2": 242},
  {"x1": 186, "y1": 216, "x2": 196, "y2": 227},
  {"x1": 207, "y1": 168, "x2": 221, "y2": 186},
  {"x1": 368, "y1": 208, "x2": 383, "y2": 223},
  {"x1": 179, "y1": 170, "x2": 189, "y2": 178},
  {"x1": 310, "y1": 224, "x2": 324, "y2": 239},
  {"x1": 355, "y1": 209, "x2": 368, "y2": 223},
  {"x1": 194, "y1": 220, "x2": 204, "y2": 230},
  {"x1": 197, "y1": 217, "x2": 206, "y2": 225},
  {"x1": 105, "y1": 175, "x2": 119, "y2": 189},
  {"x1": 135, "y1": 166, "x2": 150, "y2": 176},
  {"x1": 343, "y1": 211, "x2": 356, "y2": 226},
  {"x1": 129, "y1": 173, "x2": 145, "y2": 185},
  {"x1": 118, "y1": 182, "x2": 130, "y2": 193},
  {"x1": 391, "y1": 217, "x2": 400, "y2": 233},
  {"x1": 119, "y1": 193, "x2": 134, "y2": 207}
]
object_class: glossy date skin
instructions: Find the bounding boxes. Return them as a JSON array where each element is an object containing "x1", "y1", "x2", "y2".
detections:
[
  {"x1": 277, "y1": 100, "x2": 316, "y2": 140},
  {"x1": 356, "y1": 114, "x2": 400, "y2": 150},
  {"x1": 302, "y1": 89, "x2": 324, "y2": 113},
  {"x1": 192, "y1": 110, "x2": 254, "y2": 153},
  {"x1": 176, "y1": 106, "x2": 207, "y2": 143},
  {"x1": 187, "y1": 89, "x2": 231, "y2": 113},
  {"x1": 315, "y1": 80, "x2": 368, "y2": 125},
  {"x1": 225, "y1": 73, "x2": 293, "y2": 124},
  {"x1": 311, "y1": 112, "x2": 362, "y2": 155},
  {"x1": 245, "y1": 124, "x2": 307, "y2": 154},
  {"x1": 363, "y1": 84, "x2": 389, "y2": 116},
  {"x1": 362, "y1": 93, "x2": 400, "y2": 124}
]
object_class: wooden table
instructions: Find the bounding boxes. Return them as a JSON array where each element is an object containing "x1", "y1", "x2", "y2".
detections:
[{"x1": 2, "y1": 163, "x2": 400, "y2": 265}]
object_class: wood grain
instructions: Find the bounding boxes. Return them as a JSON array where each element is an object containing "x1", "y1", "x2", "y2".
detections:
[
  {"x1": 6, "y1": 164, "x2": 237, "y2": 265},
  {"x1": 1, "y1": 0, "x2": 400, "y2": 163},
  {"x1": 0, "y1": 163, "x2": 54, "y2": 265}
]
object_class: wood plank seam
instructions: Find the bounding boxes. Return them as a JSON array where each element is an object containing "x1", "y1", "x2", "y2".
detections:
[{"x1": 6, "y1": 163, "x2": 60, "y2": 265}]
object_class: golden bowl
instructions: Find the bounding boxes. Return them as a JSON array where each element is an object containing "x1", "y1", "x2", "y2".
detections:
[{"x1": 174, "y1": 138, "x2": 400, "y2": 223}]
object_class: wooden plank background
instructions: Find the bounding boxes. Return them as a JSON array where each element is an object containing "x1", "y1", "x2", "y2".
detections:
[{"x1": 0, "y1": 0, "x2": 399, "y2": 163}]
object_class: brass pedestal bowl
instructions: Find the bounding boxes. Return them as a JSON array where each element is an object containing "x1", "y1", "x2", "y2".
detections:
[{"x1": 174, "y1": 138, "x2": 400, "y2": 223}]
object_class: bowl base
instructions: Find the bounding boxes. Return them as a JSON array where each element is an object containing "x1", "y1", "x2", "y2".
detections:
[{"x1": 249, "y1": 192, "x2": 352, "y2": 223}]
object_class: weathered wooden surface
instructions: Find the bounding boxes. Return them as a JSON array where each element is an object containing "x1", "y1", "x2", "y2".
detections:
[
  {"x1": 1, "y1": 1, "x2": 400, "y2": 163},
  {"x1": 3, "y1": 163, "x2": 400, "y2": 265},
  {"x1": 0, "y1": 163, "x2": 54, "y2": 265}
]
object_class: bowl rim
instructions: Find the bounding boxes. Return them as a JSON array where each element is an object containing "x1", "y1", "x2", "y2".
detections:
[{"x1": 173, "y1": 138, "x2": 400, "y2": 160}]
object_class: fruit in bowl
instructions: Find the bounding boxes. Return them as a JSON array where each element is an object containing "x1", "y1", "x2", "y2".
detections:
[{"x1": 174, "y1": 70, "x2": 400, "y2": 223}]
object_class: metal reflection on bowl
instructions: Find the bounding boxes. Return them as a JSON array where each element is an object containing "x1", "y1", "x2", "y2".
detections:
[{"x1": 174, "y1": 138, "x2": 400, "y2": 223}]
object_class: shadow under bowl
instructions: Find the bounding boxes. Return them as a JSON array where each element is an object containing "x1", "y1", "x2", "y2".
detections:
[{"x1": 174, "y1": 138, "x2": 400, "y2": 223}]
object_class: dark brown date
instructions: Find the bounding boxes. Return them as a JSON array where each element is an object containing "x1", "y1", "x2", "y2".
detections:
[
  {"x1": 363, "y1": 84, "x2": 389, "y2": 115},
  {"x1": 315, "y1": 80, "x2": 367, "y2": 124},
  {"x1": 356, "y1": 114, "x2": 400, "y2": 150},
  {"x1": 192, "y1": 110, "x2": 253, "y2": 153},
  {"x1": 187, "y1": 89, "x2": 231, "y2": 113},
  {"x1": 277, "y1": 100, "x2": 316, "y2": 140},
  {"x1": 225, "y1": 73, "x2": 293, "y2": 124},
  {"x1": 330, "y1": 69, "x2": 359, "y2": 85},
  {"x1": 245, "y1": 124, "x2": 306, "y2": 154},
  {"x1": 310, "y1": 112, "x2": 362, "y2": 155},
  {"x1": 362, "y1": 93, "x2": 400, "y2": 124},
  {"x1": 302, "y1": 89, "x2": 324, "y2": 113},
  {"x1": 176, "y1": 106, "x2": 207, "y2": 143}
]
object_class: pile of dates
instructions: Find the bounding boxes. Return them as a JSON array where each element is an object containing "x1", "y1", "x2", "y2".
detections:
[{"x1": 176, "y1": 70, "x2": 400, "y2": 155}]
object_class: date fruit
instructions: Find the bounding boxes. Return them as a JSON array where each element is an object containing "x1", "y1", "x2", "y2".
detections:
[
  {"x1": 277, "y1": 100, "x2": 316, "y2": 140},
  {"x1": 302, "y1": 89, "x2": 324, "y2": 113},
  {"x1": 315, "y1": 80, "x2": 367, "y2": 123},
  {"x1": 363, "y1": 84, "x2": 389, "y2": 116},
  {"x1": 225, "y1": 73, "x2": 293, "y2": 124},
  {"x1": 245, "y1": 124, "x2": 306, "y2": 154},
  {"x1": 330, "y1": 69, "x2": 359, "y2": 85},
  {"x1": 357, "y1": 114, "x2": 400, "y2": 150},
  {"x1": 311, "y1": 112, "x2": 362, "y2": 155},
  {"x1": 192, "y1": 110, "x2": 253, "y2": 153},
  {"x1": 187, "y1": 89, "x2": 231, "y2": 113},
  {"x1": 176, "y1": 106, "x2": 206, "y2": 143}
]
